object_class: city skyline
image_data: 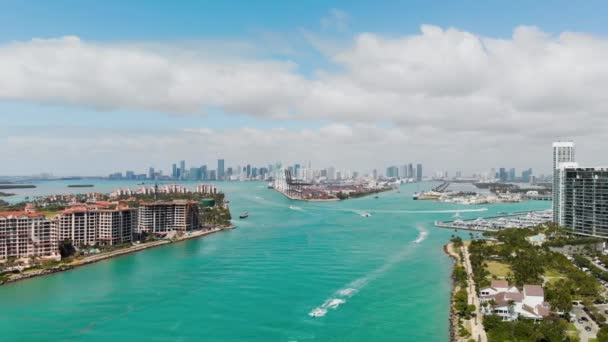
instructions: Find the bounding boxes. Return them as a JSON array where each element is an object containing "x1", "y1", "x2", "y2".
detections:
[{"x1": 3, "y1": 2, "x2": 608, "y2": 175}]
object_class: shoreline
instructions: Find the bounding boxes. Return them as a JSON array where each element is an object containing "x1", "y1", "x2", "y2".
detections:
[
  {"x1": 274, "y1": 187, "x2": 393, "y2": 202},
  {"x1": 0, "y1": 226, "x2": 231, "y2": 287},
  {"x1": 275, "y1": 190, "x2": 339, "y2": 202},
  {"x1": 444, "y1": 243, "x2": 460, "y2": 342},
  {"x1": 444, "y1": 242, "x2": 487, "y2": 342}
]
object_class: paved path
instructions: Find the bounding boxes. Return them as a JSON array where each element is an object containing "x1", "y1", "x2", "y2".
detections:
[{"x1": 462, "y1": 245, "x2": 488, "y2": 342}]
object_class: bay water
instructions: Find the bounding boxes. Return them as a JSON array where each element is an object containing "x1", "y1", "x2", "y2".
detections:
[{"x1": 0, "y1": 181, "x2": 549, "y2": 341}]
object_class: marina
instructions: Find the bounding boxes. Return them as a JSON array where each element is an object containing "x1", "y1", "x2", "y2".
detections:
[{"x1": 434, "y1": 209, "x2": 552, "y2": 232}]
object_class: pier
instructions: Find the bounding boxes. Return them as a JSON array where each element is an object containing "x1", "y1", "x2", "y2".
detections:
[{"x1": 433, "y1": 182, "x2": 450, "y2": 192}]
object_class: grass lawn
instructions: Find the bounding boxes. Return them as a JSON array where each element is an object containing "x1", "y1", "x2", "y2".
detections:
[
  {"x1": 544, "y1": 268, "x2": 565, "y2": 277},
  {"x1": 589, "y1": 338, "x2": 598, "y2": 342},
  {"x1": 485, "y1": 260, "x2": 512, "y2": 278}
]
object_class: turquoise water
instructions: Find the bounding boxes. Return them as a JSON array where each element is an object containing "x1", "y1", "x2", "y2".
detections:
[{"x1": 0, "y1": 181, "x2": 550, "y2": 341}]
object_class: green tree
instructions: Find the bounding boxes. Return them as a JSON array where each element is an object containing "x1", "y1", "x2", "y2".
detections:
[
  {"x1": 598, "y1": 325, "x2": 608, "y2": 342},
  {"x1": 545, "y1": 279, "x2": 573, "y2": 313},
  {"x1": 58, "y1": 240, "x2": 76, "y2": 258}
]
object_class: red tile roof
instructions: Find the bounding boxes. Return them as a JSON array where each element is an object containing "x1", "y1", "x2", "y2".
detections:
[
  {"x1": 0, "y1": 211, "x2": 44, "y2": 218},
  {"x1": 523, "y1": 285, "x2": 544, "y2": 297},
  {"x1": 493, "y1": 292, "x2": 524, "y2": 306},
  {"x1": 491, "y1": 280, "x2": 509, "y2": 288}
]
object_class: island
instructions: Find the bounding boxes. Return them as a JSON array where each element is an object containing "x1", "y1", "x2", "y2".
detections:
[
  {"x1": 0, "y1": 184, "x2": 36, "y2": 190},
  {"x1": 0, "y1": 183, "x2": 233, "y2": 286},
  {"x1": 67, "y1": 184, "x2": 95, "y2": 188}
]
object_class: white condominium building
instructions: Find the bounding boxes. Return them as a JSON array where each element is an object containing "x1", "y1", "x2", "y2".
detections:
[
  {"x1": 137, "y1": 200, "x2": 200, "y2": 234},
  {"x1": 555, "y1": 166, "x2": 608, "y2": 237},
  {"x1": 55, "y1": 202, "x2": 137, "y2": 247},
  {"x1": 0, "y1": 211, "x2": 58, "y2": 260},
  {"x1": 552, "y1": 141, "x2": 575, "y2": 223}
]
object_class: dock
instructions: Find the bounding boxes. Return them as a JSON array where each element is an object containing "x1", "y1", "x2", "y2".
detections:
[{"x1": 434, "y1": 210, "x2": 552, "y2": 232}]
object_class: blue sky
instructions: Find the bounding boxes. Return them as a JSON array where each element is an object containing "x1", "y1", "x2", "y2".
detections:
[
  {"x1": 1, "y1": 1, "x2": 608, "y2": 175},
  {"x1": 1, "y1": 0, "x2": 607, "y2": 42}
]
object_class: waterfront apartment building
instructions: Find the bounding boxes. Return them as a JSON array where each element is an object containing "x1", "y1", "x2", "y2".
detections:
[
  {"x1": 555, "y1": 166, "x2": 608, "y2": 237},
  {"x1": 137, "y1": 200, "x2": 200, "y2": 234},
  {"x1": 552, "y1": 141, "x2": 575, "y2": 223},
  {"x1": 55, "y1": 203, "x2": 137, "y2": 247},
  {"x1": 0, "y1": 211, "x2": 58, "y2": 260}
]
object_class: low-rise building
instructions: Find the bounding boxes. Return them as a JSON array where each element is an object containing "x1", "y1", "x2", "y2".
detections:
[
  {"x1": 480, "y1": 281, "x2": 551, "y2": 321},
  {"x1": 0, "y1": 211, "x2": 59, "y2": 260},
  {"x1": 137, "y1": 200, "x2": 200, "y2": 234}
]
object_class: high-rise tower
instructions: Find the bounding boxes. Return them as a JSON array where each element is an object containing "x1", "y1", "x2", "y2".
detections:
[{"x1": 552, "y1": 141, "x2": 575, "y2": 223}]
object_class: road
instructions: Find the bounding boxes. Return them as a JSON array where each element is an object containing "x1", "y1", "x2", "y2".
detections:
[
  {"x1": 571, "y1": 304, "x2": 598, "y2": 342},
  {"x1": 462, "y1": 245, "x2": 487, "y2": 342}
]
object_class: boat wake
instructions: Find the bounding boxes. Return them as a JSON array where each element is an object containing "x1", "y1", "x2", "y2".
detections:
[
  {"x1": 413, "y1": 227, "x2": 429, "y2": 244},
  {"x1": 288, "y1": 205, "x2": 303, "y2": 211},
  {"x1": 309, "y1": 233, "x2": 425, "y2": 318}
]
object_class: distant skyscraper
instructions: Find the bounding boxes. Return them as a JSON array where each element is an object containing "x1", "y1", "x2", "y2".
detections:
[
  {"x1": 372, "y1": 169, "x2": 378, "y2": 180},
  {"x1": 126, "y1": 170, "x2": 134, "y2": 180},
  {"x1": 386, "y1": 166, "x2": 399, "y2": 178},
  {"x1": 509, "y1": 168, "x2": 516, "y2": 182},
  {"x1": 416, "y1": 164, "x2": 422, "y2": 181},
  {"x1": 522, "y1": 168, "x2": 533, "y2": 183},
  {"x1": 188, "y1": 167, "x2": 201, "y2": 181},
  {"x1": 246, "y1": 164, "x2": 251, "y2": 178},
  {"x1": 148, "y1": 167, "x2": 155, "y2": 180},
  {"x1": 553, "y1": 141, "x2": 575, "y2": 223},
  {"x1": 408, "y1": 163, "x2": 414, "y2": 179},
  {"x1": 172, "y1": 163, "x2": 178, "y2": 179},
  {"x1": 180, "y1": 160, "x2": 186, "y2": 179},
  {"x1": 217, "y1": 159, "x2": 225, "y2": 181},
  {"x1": 499, "y1": 168, "x2": 507, "y2": 182},
  {"x1": 201, "y1": 165, "x2": 208, "y2": 180},
  {"x1": 326, "y1": 167, "x2": 336, "y2": 180}
]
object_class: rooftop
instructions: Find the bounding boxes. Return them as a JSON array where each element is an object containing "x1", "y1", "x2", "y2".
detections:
[{"x1": 0, "y1": 211, "x2": 45, "y2": 218}]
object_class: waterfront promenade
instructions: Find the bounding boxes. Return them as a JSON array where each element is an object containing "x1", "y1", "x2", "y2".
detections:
[
  {"x1": 462, "y1": 244, "x2": 487, "y2": 342},
  {"x1": 446, "y1": 242, "x2": 487, "y2": 342}
]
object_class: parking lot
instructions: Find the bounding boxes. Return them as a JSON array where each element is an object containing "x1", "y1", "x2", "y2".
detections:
[{"x1": 571, "y1": 304, "x2": 598, "y2": 341}]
